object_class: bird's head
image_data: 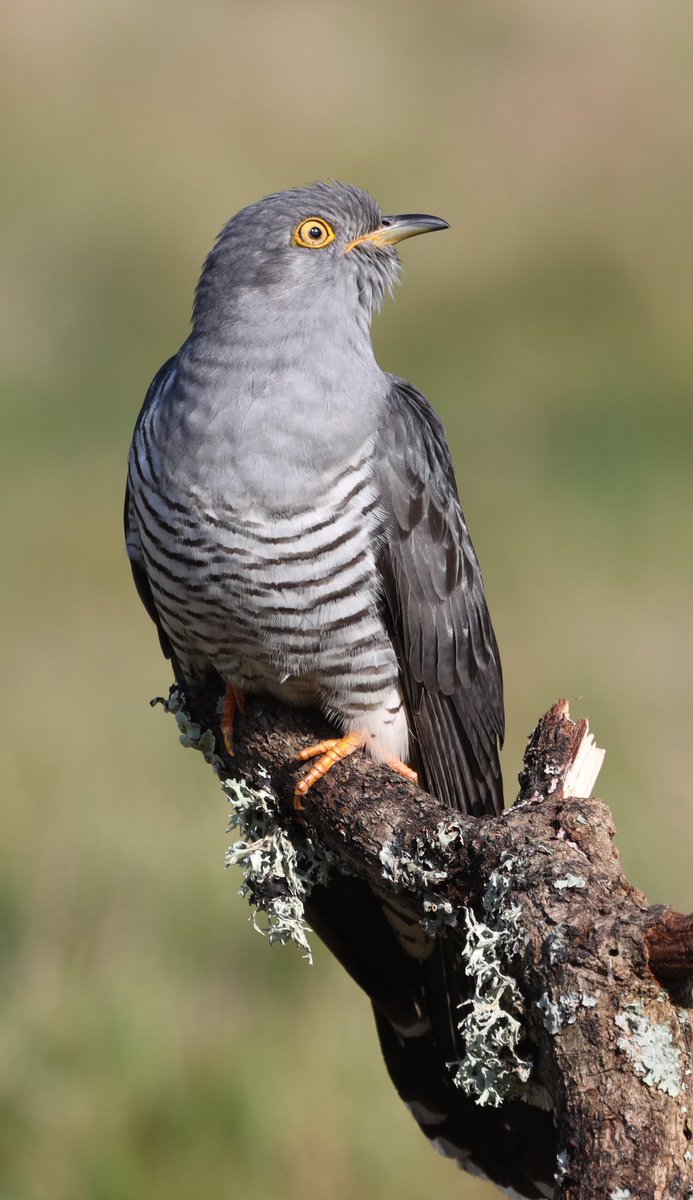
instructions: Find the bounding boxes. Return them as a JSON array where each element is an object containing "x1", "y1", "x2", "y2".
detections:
[{"x1": 193, "y1": 182, "x2": 449, "y2": 334}]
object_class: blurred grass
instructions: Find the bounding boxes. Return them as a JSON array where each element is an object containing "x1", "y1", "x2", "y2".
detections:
[{"x1": 2, "y1": 1, "x2": 693, "y2": 1197}]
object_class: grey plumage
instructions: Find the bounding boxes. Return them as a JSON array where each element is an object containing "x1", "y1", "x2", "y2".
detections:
[{"x1": 126, "y1": 183, "x2": 554, "y2": 1195}]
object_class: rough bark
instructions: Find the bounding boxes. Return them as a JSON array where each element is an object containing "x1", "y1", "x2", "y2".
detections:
[{"x1": 178, "y1": 686, "x2": 693, "y2": 1199}]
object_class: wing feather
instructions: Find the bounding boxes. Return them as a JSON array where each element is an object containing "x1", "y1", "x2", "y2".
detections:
[
  {"x1": 375, "y1": 377, "x2": 504, "y2": 817},
  {"x1": 368, "y1": 380, "x2": 559, "y2": 1196}
]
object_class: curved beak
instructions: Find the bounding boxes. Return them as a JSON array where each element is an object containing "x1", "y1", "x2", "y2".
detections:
[{"x1": 345, "y1": 213, "x2": 450, "y2": 253}]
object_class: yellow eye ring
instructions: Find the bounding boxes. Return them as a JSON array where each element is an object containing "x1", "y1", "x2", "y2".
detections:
[{"x1": 293, "y1": 217, "x2": 336, "y2": 249}]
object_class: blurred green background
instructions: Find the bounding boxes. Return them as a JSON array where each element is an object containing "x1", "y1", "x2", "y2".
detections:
[{"x1": 2, "y1": 1, "x2": 692, "y2": 1197}]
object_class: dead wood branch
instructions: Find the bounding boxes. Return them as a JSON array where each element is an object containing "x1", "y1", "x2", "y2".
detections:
[{"x1": 179, "y1": 686, "x2": 693, "y2": 1199}]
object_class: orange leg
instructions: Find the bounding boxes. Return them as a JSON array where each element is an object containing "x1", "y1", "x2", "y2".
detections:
[
  {"x1": 220, "y1": 683, "x2": 246, "y2": 756},
  {"x1": 294, "y1": 734, "x2": 418, "y2": 808}
]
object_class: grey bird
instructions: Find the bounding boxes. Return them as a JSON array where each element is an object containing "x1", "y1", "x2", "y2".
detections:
[{"x1": 126, "y1": 182, "x2": 554, "y2": 1196}]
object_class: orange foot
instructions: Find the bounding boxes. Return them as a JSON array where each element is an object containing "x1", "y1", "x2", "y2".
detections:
[
  {"x1": 294, "y1": 734, "x2": 418, "y2": 809},
  {"x1": 220, "y1": 683, "x2": 246, "y2": 756}
]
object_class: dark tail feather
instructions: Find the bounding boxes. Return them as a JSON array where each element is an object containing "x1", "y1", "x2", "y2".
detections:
[{"x1": 373, "y1": 1007, "x2": 555, "y2": 1198}]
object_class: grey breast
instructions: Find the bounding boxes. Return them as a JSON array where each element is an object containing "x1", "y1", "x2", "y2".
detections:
[{"x1": 126, "y1": 362, "x2": 403, "y2": 726}]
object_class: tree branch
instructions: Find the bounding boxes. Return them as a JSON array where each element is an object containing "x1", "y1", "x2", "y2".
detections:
[
  {"x1": 175, "y1": 686, "x2": 693, "y2": 1199},
  {"x1": 646, "y1": 913, "x2": 693, "y2": 990}
]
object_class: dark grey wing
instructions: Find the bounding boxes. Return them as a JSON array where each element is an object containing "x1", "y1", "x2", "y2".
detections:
[
  {"x1": 124, "y1": 355, "x2": 180, "y2": 672},
  {"x1": 375, "y1": 376, "x2": 504, "y2": 817},
  {"x1": 367, "y1": 380, "x2": 558, "y2": 1196}
]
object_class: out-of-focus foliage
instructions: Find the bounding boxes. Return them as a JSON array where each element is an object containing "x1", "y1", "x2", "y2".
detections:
[{"x1": 2, "y1": 2, "x2": 692, "y2": 1196}]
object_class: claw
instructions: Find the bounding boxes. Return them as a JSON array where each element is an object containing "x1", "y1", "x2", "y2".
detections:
[
  {"x1": 293, "y1": 733, "x2": 418, "y2": 808},
  {"x1": 294, "y1": 733, "x2": 364, "y2": 807}
]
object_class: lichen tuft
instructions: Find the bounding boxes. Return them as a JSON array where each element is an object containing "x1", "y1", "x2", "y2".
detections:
[
  {"x1": 379, "y1": 823, "x2": 462, "y2": 935},
  {"x1": 223, "y1": 772, "x2": 333, "y2": 962},
  {"x1": 156, "y1": 686, "x2": 333, "y2": 962},
  {"x1": 152, "y1": 688, "x2": 223, "y2": 769},
  {"x1": 450, "y1": 855, "x2": 531, "y2": 1106}
]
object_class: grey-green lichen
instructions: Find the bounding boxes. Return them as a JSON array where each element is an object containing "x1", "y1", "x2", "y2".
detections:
[
  {"x1": 615, "y1": 1002, "x2": 682, "y2": 1097},
  {"x1": 155, "y1": 687, "x2": 332, "y2": 963},
  {"x1": 544, "y1": 924, "x2": 568, "y2": 965},
  {"x1": 223, "y1": 772, "x2": 333, "y2": 962},
  {"x1": 538, "y1": 991, "x2": 598, "y2": 1035},
  {"x1": 152, "y1": 688, "x2": 223, "y2": 770},
  {"x1": 450, "y1": 855, "x2": 532, "y2": 1106},
  {"x1": 609, "y1": 1189, "x2": 632, "y2": 1199},
  {"x1": 379, "y1": 820, "x2": 463, "y2": 935},
  {"x1": 553, "y1": 873, "x2": 587, "y2": 891}
]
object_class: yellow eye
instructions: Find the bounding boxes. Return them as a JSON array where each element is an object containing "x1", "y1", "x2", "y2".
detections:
[{"x1": 293, "y1": 217, "x2": 335, "y2": 249}]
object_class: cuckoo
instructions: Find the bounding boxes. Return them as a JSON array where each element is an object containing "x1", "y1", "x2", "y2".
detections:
[{"x1": 126, "y1": 183, "x2": 554, "y2": 1196}]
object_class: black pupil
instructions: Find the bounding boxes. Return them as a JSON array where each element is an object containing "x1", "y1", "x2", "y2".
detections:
[{"x1": 308, "y1": 225, "x2": 323, "y2": 239}]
